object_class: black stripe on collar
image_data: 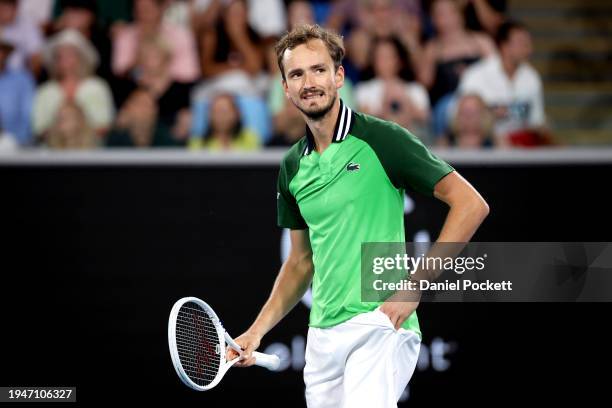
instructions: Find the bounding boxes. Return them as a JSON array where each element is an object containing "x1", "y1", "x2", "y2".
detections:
[{"x1": 303, "y1": 99, "x2": 354, "y2": 156}]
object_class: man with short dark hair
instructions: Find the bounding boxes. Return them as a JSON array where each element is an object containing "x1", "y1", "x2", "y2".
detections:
[
  {"x1": 228, "y1": 24, "x2": 489, "y2": 407},
  {"x1": 459, "y1": 20, "x2": 548, "y2": 146}
]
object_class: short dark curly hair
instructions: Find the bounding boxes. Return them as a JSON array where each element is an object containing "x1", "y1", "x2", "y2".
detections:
[{"x1": 274, "y1": 24, "x2": 345, "y2": 81}]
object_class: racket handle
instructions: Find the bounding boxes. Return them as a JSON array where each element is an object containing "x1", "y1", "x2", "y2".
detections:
[{"x1": 252, "y1": 351, "x2": 280, "y2": 371}]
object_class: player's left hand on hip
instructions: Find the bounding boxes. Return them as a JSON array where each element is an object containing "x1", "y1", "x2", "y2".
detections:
[{"x1": 379, "y1": 300, "x2": 419, "y2": 331}]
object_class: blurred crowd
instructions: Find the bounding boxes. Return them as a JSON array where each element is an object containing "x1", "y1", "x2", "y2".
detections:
[{"x1": 0, "y1": 0, "x2": 552, "y2": 152}]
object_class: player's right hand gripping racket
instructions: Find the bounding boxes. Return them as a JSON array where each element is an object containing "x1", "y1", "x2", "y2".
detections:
[{"x1": 168, "y1": 297, "x2": 280, "y2": 391}]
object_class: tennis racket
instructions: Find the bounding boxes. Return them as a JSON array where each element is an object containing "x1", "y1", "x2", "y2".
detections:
[{"x1": 168, "y1": 296, "x2": 280, "y2": 391}]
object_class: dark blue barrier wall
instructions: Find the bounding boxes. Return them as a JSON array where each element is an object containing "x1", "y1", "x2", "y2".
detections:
[{"x1": 1, "y1": 157, "x2": 610, "y2": 406}]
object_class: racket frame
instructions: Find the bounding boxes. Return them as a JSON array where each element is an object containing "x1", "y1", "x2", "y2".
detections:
[{"x1": 168, "y1": 297, "x2": 237, "y2": 391}]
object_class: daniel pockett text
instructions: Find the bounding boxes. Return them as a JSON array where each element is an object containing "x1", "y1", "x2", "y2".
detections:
[{"x1": 370, "y1": 253, "x2": 513, "y2": 292}]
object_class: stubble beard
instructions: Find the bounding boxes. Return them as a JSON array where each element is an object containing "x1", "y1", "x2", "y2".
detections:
[{"x1": 295, "y1": 92, "x2": 337, "y2": 121}]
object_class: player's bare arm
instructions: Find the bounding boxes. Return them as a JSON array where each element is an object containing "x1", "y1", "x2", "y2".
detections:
[
  {"x1": 229, "y1": 229, "x2": 314, "y2": 367},
  {"x1": 379, "y1": 171, "x2": 490, "y2": 329},
  {"x1": 433, "y1": 171, "x2": 490, "y2": 242}
]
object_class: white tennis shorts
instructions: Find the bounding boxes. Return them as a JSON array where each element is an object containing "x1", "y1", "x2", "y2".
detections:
[{"x1": 304, "y1": 307, "x2": 421, "y2": 408}]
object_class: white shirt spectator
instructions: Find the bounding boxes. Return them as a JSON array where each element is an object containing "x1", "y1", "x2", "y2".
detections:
[
  {"x1": 459, "y1": 55, "x2": 545, "y2": 137},
  {"x1": 355, "y1": 79, "x2": 430, "y2": 117},
  {"x1": 33, "y1": 77, "x2": 115, "y2": 136}
]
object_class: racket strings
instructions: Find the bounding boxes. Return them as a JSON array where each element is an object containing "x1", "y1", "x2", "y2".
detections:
[{"x1": 175, "y1": 302, "x2": 222, "y2": 386}]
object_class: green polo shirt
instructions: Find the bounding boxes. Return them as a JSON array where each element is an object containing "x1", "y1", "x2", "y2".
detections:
[{"x1": 277, "y1": 100, "x2": 454, "y2": 336}]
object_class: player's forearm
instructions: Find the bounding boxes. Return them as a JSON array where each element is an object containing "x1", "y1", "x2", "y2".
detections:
[
  {"x1": 437, "y1": 196, "x2": 489, "y2": 243},
  {"x1": 247, "y1": 255, "x2": 313, "y2": 338}
]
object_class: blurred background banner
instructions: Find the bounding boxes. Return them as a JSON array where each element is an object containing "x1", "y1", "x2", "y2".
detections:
[{"x1": 1, "y1": 149, "x2": 611, "y2": 406}]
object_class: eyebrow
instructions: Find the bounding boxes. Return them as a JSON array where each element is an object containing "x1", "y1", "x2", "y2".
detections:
[
  {"x1": 310, "y1": 63, "x2": 327, "y2": 70},
  {"x1": 287, "y1": 64, "x2": 327, "y2": 77}
]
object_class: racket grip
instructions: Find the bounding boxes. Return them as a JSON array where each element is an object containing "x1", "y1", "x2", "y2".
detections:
[{"x1": 252, "y1": 351, "x2": 280, "y2": 371}]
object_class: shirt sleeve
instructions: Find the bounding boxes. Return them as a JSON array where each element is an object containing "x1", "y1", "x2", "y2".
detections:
[
  {"x1": 458, "y1": 66, "x2": 483, "y2": 96},
  {"x1": 376, "y1": 121, "x2": 455, "y2": 195},
  {"x1": 528, "y1": 75, "x2": 546, "y2": 127},
  {"x1": 277, "y1": 160, "x2": 307, "y2": 230},
  {"x1": 405, "y1": 83, "x2": 430, "y2": 113},
  {"x1": 78, "y1": 79, "x2": 115, "y2": 130}
]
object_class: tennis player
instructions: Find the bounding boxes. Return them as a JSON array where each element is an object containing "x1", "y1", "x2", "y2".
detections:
[{"x1": 227, "y1": 24, "x2": 489, "y2": 407}]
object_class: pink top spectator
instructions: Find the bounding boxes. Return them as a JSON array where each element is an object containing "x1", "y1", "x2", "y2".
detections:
[{"x1": 112, "y1": 22, "x2": 200, "y2": 83}]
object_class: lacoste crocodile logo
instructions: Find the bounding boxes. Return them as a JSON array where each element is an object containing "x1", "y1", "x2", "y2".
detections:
[{"x1": 346, "y1": 162, "x2": 360, "y2": 172}]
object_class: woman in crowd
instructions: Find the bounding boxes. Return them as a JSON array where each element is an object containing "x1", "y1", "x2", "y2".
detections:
[
  {"x1": 106, "y1": 88, "x2": 184, "y2": 147},
  {"x1": 415, "y1": 0, "x2": 495, "y2": 104},
  {"x1": 412, "y1": 0, "x2": 495, "y2": 139},
  {"x1": 112, "y1": 0, "x2": 199, "y2": 83},
  {"x1": 46, "y1": 101, "x2": 97, "y2": 149},
  {"x1": 113, "y1": 36, "x2": 192, "y2": 142},
  {"x1": 356, "y1": 39, "x2": 430, "y2": 131},
  {"x1": 440, "y1": 93, "x2": 494, "y2": 148},
  {"x1": 32, "y1": 29, "x2": 114, "y2": 142},
  {"x1": 190, "y1": 93, "x2": 260, "y2": 151}
]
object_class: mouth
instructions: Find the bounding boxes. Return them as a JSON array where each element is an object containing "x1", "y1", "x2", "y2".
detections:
[{"x1": 301, "y1": 90, "x2": 324, "y2": 101}]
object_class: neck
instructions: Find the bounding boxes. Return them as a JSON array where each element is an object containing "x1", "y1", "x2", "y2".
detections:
[
  {"x1": 304, "y1": 97, "x2": 341, "y2": 153},
  {"x1": 60, "y1": 72, "x2": 81, "y2": 82}
]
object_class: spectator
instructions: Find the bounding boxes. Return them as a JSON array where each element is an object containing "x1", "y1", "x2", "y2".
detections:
[
  {"x1": 267, "y1": 1, "x2": 355, "y2": 147},
  {"x1": 342, "y1": 0, "x2": 422, "y2": 82},
  {"x1": 189, "y1": 93, "x2": 260, "y2": 151},
  {"x1": 413, "y1": 0, "x2": 495, "y2": 142},
  {"x1": 415, "y1": 0, "x2": 495, "y2": 106},
  {"x1": 0, "y1": 34, "x2": 35, "y2": 146},
  {"x1": 33, "y1": 29, "x2": 114, "y2": 141},
  {"x1": 113, "y1": 37, "x2": 192, "y2": 142},
  {"x1": 195, "y1": 0, "x2": 264, "y2": 98},
  {"x1": 266, "y1": 102, "x2": 305, "y2": 147},
  {"x1": 52, "y1": 0, "x2": 113, "y2": 81},
  {"x1": 46, "y1": 102, "x2": 97, "y2": 149},
  {"x1": 355, "y1": 39, "x2": 430, "y2": 131},
  {"x1": 112, "y1": 0, "x2": 199, "y2": 83},
  {"x1": 458, "y1": 21, "x2": 550, "y2": 146},
  {"x1": 106, "y1": 88, "x2": 181, "y2": 147},
  {"x1": 439, "y1": 93, "x2": 494, "y2": 148},
  {"x1": 0, "y1": 0, "x2": 44, "y2": 76}
]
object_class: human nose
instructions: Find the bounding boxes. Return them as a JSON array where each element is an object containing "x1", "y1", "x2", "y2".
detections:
[{"x1": 303, "y1": 71, "x2": 316, "y2": 88}]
